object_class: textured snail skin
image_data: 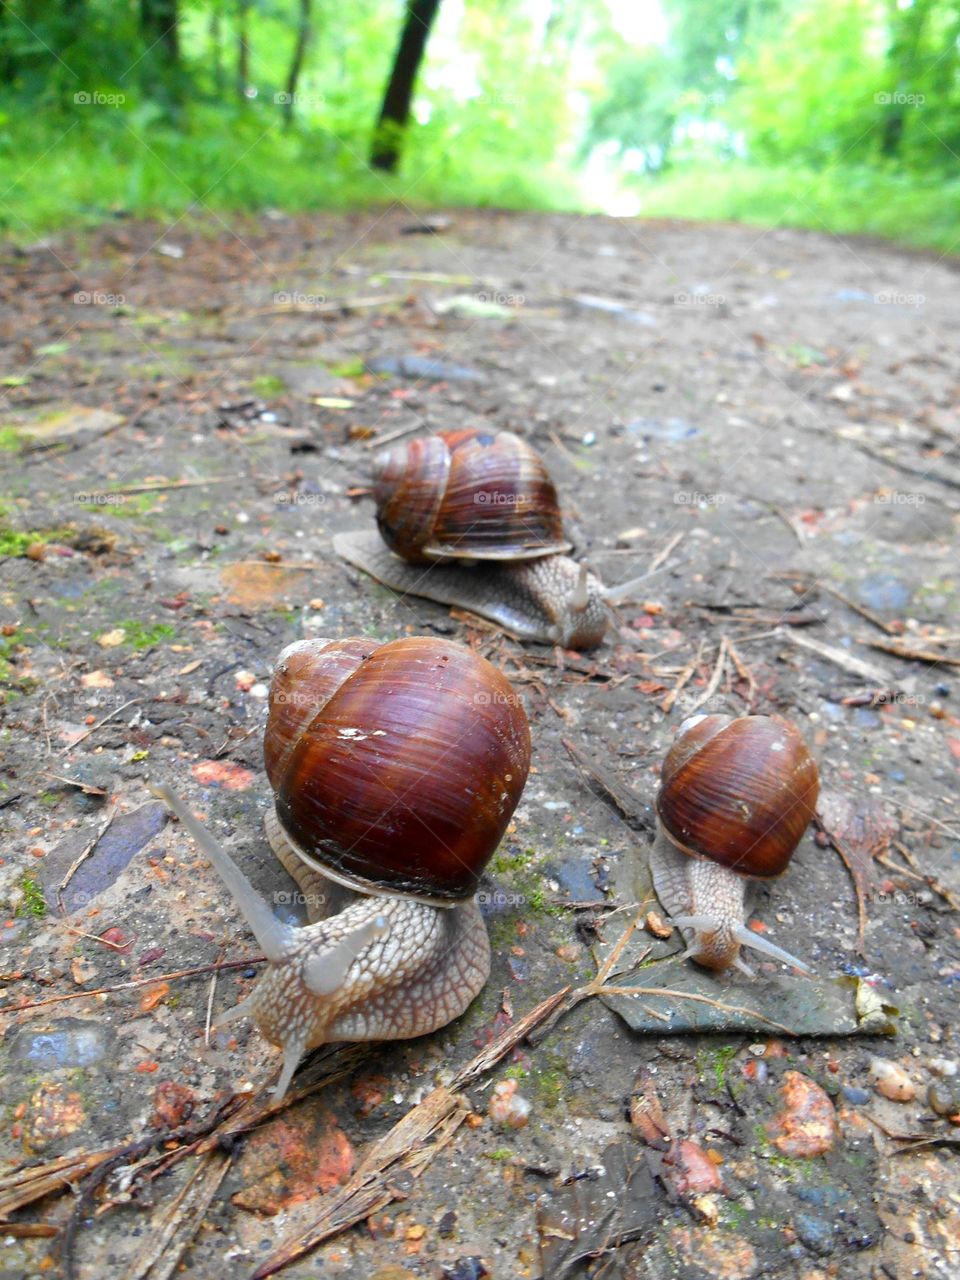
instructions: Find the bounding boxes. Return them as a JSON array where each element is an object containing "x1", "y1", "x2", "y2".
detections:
[
  {"x1": 333, "y1": 529, "x2": 609, "y2": 649},
  {"x1": 150, "y1": 635, "x2": 527, "y2": 1100},
  {"x1": 255, "y1": 810, "x2": 490, "y2": 1093},
  {"x1": 649, "y1": 714, "x2": 819, "y2": 975}
]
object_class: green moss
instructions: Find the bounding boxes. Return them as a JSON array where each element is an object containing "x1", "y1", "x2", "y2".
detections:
[
  {"x1": 487, "y1": 1148, "x2": 513, "y2": 1162},
  {"x1": 97, "y1": 620, "x2": 176, "y2": 650},
  {"x1": 251, "y1": 375, "x2": 286, "y2": 397},
  {"x1": 0, "y1": 426, "x2": 22, "y2": 451},
  {"x1": 0, "y1": 524, "x2": 74, "y2": 556},
  {"x1": 17, "y1": 875, "x2": 47, "y2": 918},
  {"x1": 709, "y1": 1044, "x2": 739, "y2": 1090},
  {"x1": 326, "y1": 358, "x2": 366, "y2": 378}
]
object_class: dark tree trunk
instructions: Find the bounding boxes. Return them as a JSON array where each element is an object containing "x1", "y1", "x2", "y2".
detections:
[
  {"x1": 237, "y1": 0, "x2": 250, "y2": 98},
  {"x1": 370, "y1": 0, "x2": 441, "y2": 172},
  {"x1": 282, "y1": 0, "x2": 313, "y2": 126},
  {"x1": 140, "y1": 0, "x2": 179, "y2": 63},
  {"x1": 210, "y1": 1, "x2": 224, "y2": 93}
]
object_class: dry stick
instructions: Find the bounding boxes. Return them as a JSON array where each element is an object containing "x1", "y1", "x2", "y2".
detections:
[
  {"x1": 120, "y1": 1151, "x2": 232, "y2": 1280},
  {"x1": 888, "y1": 841, "x2": 960, "y2": 911},
  {"x1": 860, "y1": 637, "x2": 960, "y2": 667},
  {"x1": 251, "y1": 987, "x2": 572, "y2": 1280},
  {"x1": 725, "y1": 635, "x2": 757, "y2": 706},
  {"x1": 80, "y1": 478, "x2": 234, "y2": 498},
  {"x1": 776, "y1": 628, "x2": 891, "y2": 684},
  {"x1": 0, "y1": 956, "x2": 266, "y2": 1015},
  {"x1": 56, "y1": 1096, "x2": 249, "y2": 1280},
  {"x1": 686, "y1": 636, "x2": 729, "y2": 714},
  {"x1": 224, "y1": 560, "x2": 327, "y2": 570},
  {"x1": 56, "y1": 807, "x2": 117, "y2": 915},
  {"x1": 771, "y1": 506, "x2": 805, "y2": 547},
  {"x1": 648, "y1": 530, "x2": 685, "y2": 575},
  {"x1": 40, "y1": 772, "x2": 108, "y2": 795},
  {"x1": 838, "y1": 434, "x2": 960, "y2": 491},
  {"x1": 361, "y1": 420, "x2": 423, "y2": 450},
  {"x1": 59, "y1": 698, "x2": 142, "y2": 753},
  {"x1": 820, "y1": 584, "x2": 901, "y2": 636},
  {"x1": 660, "y1": 641, "x2": 702, "y2": 714}
]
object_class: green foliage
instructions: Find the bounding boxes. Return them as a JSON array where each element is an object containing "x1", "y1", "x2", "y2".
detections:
[
  {"x1": 18, "y1": 875, "x2": 47, "y2": 918},
  {"x1": 0, "y1": 0, "x2": 956, "y2": 253}
]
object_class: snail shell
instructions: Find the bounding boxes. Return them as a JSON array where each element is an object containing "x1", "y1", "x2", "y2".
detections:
[
  {"x1": 265, "y1": 635, "x2": 532, "y2": 902},
  {"x1": 373, "y1": 429, "x2": 571, "y2": 562}
]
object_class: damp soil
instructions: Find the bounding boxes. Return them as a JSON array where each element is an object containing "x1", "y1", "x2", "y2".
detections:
[{"x1": 0, "y1": 208, "x2": 958, "y2": 1280}]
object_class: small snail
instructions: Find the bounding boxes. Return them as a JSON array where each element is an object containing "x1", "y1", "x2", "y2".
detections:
[
  {"x1": 153, "y1": 635, "x2": 530, "y2": 1100},
  {"x1": 334, "y1": 429, "x2": 648, "y2": 649},
  {"x1": 649, "y1": 713, "x2": 820, "y2": 976}
]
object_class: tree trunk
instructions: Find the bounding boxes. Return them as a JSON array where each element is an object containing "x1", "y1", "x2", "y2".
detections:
[
  {"x1": 210, "y1": 1, "x2": 223, "y2": 94},
  {"x1": 282, "y1": 0, "x2": 313, "y2": 126},
  {"x1": 237, "y1": 0, "x2": 250, "y2": 99},
  {"x1": 140, "y1": 0, "x2": 179, "y2": 64},
  {"x1": 370, "y1": 0, "x2": 441, "y2": 172}
]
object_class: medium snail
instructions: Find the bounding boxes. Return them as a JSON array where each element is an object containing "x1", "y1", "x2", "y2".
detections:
[
  {"x1": 153, "y1": 635, "x2": 530, "y2": 1100},
  {"x1": 334, "y1": 429, "x2": 648, "y2": 649},
  {"x1": 649, "y1": 713, "x2": 820, "y2": 975}
]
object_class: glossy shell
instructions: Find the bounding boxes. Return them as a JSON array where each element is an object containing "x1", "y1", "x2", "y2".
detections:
[
  {"x1": 264, "y1": 636, "x2": 531, "y2": 903},
  {"x1": 656, "y1": 714, "x2": 819, "y2": 878},
  {"x1": 372, "y1": 429, "x2": 571, "y2": 562}
]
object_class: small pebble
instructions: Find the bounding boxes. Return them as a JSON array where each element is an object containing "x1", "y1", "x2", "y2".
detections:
[
  {"x1": 929, "y1": 1058, "x2": 958, "y2": 1078},
  {"x1": 488, "y1": 1079, "x2": 531, "y2": 1130},
  {"x1": 927, "y1": 1082, "x2": 960, "y2": 1117},
  {"x1": 841, "y1": 1086, "x2": 872, "y2": 1105},
  {"x1": 869, "y1": 1057, "x2": 915, "y2": 1102}
]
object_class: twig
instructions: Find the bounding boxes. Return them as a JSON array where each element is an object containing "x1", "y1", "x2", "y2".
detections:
[
  {"x1": 837, "y1": 434, "x2": 960, "y2": 491},
  {"x1": 80, "y1": 478, "x2": 233, "y2": 498},
  {"x1": 647, "y1": 530, "x2": 685, "y2": 575},
  {"x1": 820, "y1": 584, "x2": 901, "y2": 635},
  {"x1": 860, "y1": 637, "x2": 960, "y2": 666},
  {"x1": 59, "y1": 699, "x2": 142, "y2": 753},
  {"x1": 777, "y1": 628, "x2": 891, "y2": 683},
  {"x1": 660, "y1": 642, "x2": 702, "y2": 714},
  {"x1": 119, "y1": 1151, "x2": 231, "y2": 1280},
  {"x1": 361, "y1": 421, "x2": 423, "y2": 450},
  {"x1": 686, "y1": 636, "x2": 728, "y2": 714},
  {"x1": 251, "y1": 987, "x2": 572, "y2": 1278},
  {"x1": 771, "y1": 506, "x2": 805, "y2": 547},
  {"x1": 0, "y1": 956, "x2": 265, "y2": 1015},
  {"x1": 56, "y1": 806, "x2": 117, "y2": 915},
  {"x1": 725, "y1": 636, "x2": 757, "y2": 706}
]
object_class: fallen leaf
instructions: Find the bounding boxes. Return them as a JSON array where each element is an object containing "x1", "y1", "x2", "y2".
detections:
[
  {"x1": 192, "y1": 759, "x2": 256, "y2": 790},
  {"x1": 220, "y1": 561, "x2": 304, "y2": 608},
  {"x1": 815, "y1": 790, "x2": 898, "y2": 952},
  {"x1": 139, "y1": 982, "x2": 170, "y2": 1012},
  {"x1": 97, "y1": 628, "x2": 126, "y2": 648},
  {"x1": 232, "y1": 1107, "x2": 355, "y2": 1214},
  {"x1": 80, "y1": 670, "x2": 115, "y2": 688}
]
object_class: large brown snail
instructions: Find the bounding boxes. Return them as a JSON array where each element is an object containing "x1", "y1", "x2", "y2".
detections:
[
  {"x1": 649, "y1": 713, "x2": 820, "y2": 975},
  {"x1": 333, "y1": 429, "x2": 648, "y2": 649},
  {"x1": 153, "y1": 635, "x2": 530, "y2": 1100}
]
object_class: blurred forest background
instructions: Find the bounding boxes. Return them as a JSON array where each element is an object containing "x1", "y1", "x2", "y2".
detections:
[{"x1": 1, "y1": 0, "x2": 958, "y2": 250}]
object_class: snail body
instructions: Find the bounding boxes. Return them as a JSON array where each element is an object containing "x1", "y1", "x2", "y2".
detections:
[
  {"x1": 334, "y1": 429, "x2": 647, "y2": 649},
  {"x1": 154, "y1": 635, "x2": 530, "y2": 1099},
  {"x1": 649, "y1": 713, "x2": 820, "y2": 976}
]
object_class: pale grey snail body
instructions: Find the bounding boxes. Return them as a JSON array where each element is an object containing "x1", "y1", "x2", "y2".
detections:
[
  {"x1": 335, "y1": 429, "x2": 648, "y2": 649},
  {"x1": 153, "y1": 634, "x2": 530, "y2": 1100}
]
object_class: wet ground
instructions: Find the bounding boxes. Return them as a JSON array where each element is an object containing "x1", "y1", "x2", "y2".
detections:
[{"x1": 0, "y1": 208, "x2": 958, "y2": 1279}]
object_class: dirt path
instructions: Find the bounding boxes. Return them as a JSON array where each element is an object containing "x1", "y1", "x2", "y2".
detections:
[{"x1": 1, "y1": 209, "x2": 958, "y2": 1279}]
